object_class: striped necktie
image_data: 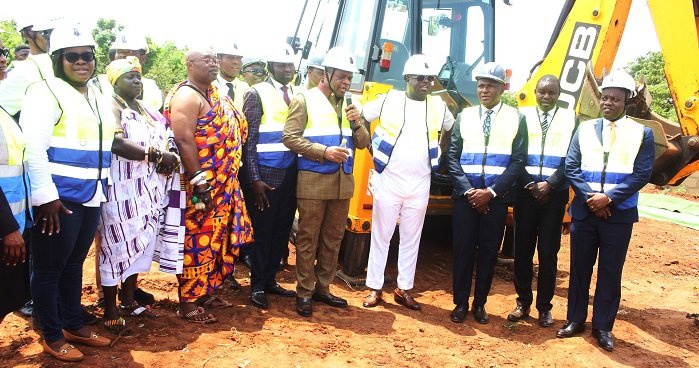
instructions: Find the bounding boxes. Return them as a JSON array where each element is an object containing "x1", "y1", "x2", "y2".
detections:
[
  {"x1": 541, "y1": 111, "x2": 549, "y2": 134},
  {"x1": 482, "y1": 109, "x2": 493, "y2": 137}
]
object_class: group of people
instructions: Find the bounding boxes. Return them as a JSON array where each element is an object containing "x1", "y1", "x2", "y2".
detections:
[{"x1": 0, "y1": 16, "x2": 654, "y2": 363}]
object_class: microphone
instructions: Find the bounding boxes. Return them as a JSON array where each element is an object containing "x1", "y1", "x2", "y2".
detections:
[{"x1": 344, "y1": 92, "x2": 356, "y2": 129}]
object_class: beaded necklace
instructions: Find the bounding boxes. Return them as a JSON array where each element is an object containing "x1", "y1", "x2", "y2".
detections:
[{"x1": 113, "y1": 94, "x2": 155, "y2": 126}]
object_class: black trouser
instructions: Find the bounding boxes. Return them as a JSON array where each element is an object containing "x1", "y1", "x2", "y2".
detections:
[
  {"x1": 247, "y1": 168, "x2": 297, "y2": 292},
  {"x1": 30, "y1": 201, "x2": 100, "y2": 343},
  {"x1": 513, "y1": 187, "x2": 569, "y2": 312},
  {"x1": 452, "y1": 198, "x2": 508, "y2": 306},
  {"x1": 567, "y1": 216, "x2": 632, "y2": 331}
]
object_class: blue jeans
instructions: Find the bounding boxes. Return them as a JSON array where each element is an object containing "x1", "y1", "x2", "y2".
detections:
[{"x1": 30, "y1": 201, "x2": 100, "y2": 343}]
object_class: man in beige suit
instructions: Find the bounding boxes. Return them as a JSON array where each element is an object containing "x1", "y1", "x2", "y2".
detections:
[{"x1": 282, "y1": 47, "x2": 369, "y2": 317}]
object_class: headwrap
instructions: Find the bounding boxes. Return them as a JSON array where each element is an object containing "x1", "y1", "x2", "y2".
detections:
[{"x1": 106, "y1": 56, "x2": 142, "y2": 85}]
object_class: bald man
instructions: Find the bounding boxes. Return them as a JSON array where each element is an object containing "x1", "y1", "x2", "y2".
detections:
[{"x1": 164, "y1": 48, "x2": 253, "y2": 323}]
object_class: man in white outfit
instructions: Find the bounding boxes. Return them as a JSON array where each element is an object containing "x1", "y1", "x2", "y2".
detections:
[{"x1": 360, "y1": 54, "x2": 453, "y2": 310}]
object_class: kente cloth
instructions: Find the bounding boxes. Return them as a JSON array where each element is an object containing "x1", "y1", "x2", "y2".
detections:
[
  {"x1": 164, "y1": 81, "x2": 253, "y2": 302},
  {"x1": 99, "y1": 103, "x2": 185, "y2": 286}
]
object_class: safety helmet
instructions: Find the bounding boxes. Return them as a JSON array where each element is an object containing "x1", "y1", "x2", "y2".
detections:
[
  {"x1": 601, "y1": 69, "x2": 637, "y2": 98},
  {"x1": 111, "y1": 29, "x2": 149, "y2": 53},
  {"x1": 322, "y1": 47, "x2": 358, "y2": 74},
  {"x1": 475, "y1": 62, "x2": 506, "y2": 84},
  {"x1": 49, "y1": 23, "x2": 96, "y2": 55},
  {"x1": 267, "y1": 43, "x2": 296, "y2": 64},
  {"x1": 403, "y1": 54, "x2": 437, "y2": 76},
  {"x1": 242, "y1": 56, "x2": 265, "y2": 69},
  {"x1": 306, "y1": 53, "x2": 325, "y2": 70},
  {"x1": 216, "y1": 42, "x2": 243, "y2": 57},
  {"x1": 16, "y1": 17, "x2": 56, "y2": 33}
]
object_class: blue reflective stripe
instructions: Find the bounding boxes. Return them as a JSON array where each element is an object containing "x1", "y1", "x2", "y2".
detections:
[
  {"x1": 305, "y1": 134, "x2": 340, "y2": 147},
  {"x1": 298, "y1": 159, "x2": 340, "y2": 174},
  {"x1": 47, "y1": 147, "x2": 111, "y2": 168},
  {"x1": 0, "y1": 176, "x2": 24, "y2": 203},
  {"x1": 258, "y1": 151, "x2": 295, "y2": 168},
  {"x1": 526, "y1": 154, "x2": 564, "y2": 168},
  {"x1": 582, "y1": 170, "x2": 631, "y2": 185},
  {"x1": 465, "y1": 173, "x2": 501, "y2": 189},
  {"x1": 13, "y1": 211, "x2": 25, "y2": 233},
  {"x1": 258, "y1": 131, "x2": 284, "y2": 144},
  {"x1": 460, "y1": 152, "x2": 511, "y2": 167},
  {"x1": 51, "y1": 175, "x2": 105, "y2": 203},
  {"x1": 375, "y1": 138, "x2": 393, "y2": 156}
]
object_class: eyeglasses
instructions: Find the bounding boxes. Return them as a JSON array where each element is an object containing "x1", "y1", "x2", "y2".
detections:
[
  {"x1": 410, "y1": 75, "x2": 435, "y2": 82},
  {"x1": 63, "y1": 51, "x2": 95, "y2": 63},
  {"x1": 0, "y1": 48, "x2": 9, "y2": 58},
  {"x1": 41, "y1": 29, "x2": 52, "y2": 40},
  {"x1": 193, "y1": 57, "x2": 218, "y2": 66},
  {"x1": 243, "y1": 68, "x2": 267, "y2": 76}
]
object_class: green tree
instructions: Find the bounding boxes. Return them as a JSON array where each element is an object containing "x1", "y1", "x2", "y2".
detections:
[
  {"x1": 625, "y1": 51, "x2": 678, "y2": 121},
  {"x1": 91, "y1": 18, "x2": 122, "y2": 75},
  {"x1": 1, "y1": 20, "x2": 26, "y2": 64},
  {"x1": 501, "y1": 91, "x2": 517, "y2": 107},
  {"x1": 144, "y1": 41, "x2": 187, "y2": 93}
]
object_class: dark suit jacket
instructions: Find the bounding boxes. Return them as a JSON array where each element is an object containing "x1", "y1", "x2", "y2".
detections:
[
  {"x1": 447, "y1": 105, "x2": 528, "y2": 203},
  {"x1": 565, "y1": 118, "x2": 655, "y2": 223}
]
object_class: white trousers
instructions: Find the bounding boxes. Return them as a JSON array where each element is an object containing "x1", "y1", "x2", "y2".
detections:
[{"x1": 365, "y1": 173, "x2": 429, "y2": 290}]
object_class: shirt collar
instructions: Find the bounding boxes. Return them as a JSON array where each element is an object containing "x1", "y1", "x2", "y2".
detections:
[
  {"x1": 270, "y1": 77, "x2": 289, "y2": 91},
  {"x1": 481, "y1": 101, "x2": 502, "y2": 114},
  {"x1": 217, "y1": 74, "x2": 234, "y2": 86}
]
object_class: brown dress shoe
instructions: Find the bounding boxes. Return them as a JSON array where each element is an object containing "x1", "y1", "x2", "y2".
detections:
[
  {"x1": 63, "y1": 330, "x2": 111, "y2": 347},
  {"x1": 363, "y1": 289, "x2": 383, "y2": 308},
  {"x1": 393, "y1": 288, "x2": 420, "y2": 310},
  {"x1": 41, "y1": 340, "x2": 84, "y2": 362}
]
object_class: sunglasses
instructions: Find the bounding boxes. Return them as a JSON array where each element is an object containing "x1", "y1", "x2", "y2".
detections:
[
  {"x1": 0, "y1": 48, "x2": 9, "y2": 58},
  {"x1": 63, "y1": 51, "x2": 95, "y2": 63},
  {"x1": 410, "y1": 75, "x2": 435, "y2": 82},
  {"x1": 243, "y1": 68, "x2": 267, "y2": 76}
]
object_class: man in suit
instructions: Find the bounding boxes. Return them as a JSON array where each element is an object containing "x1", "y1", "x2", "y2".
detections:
[
  {"x1": 508, "y1": 75, "x2": 577, "y2": 327},
  {"x1": 447, "y1": 62, "x2": 527, "y2": 324},
  {"x1": 282, "y1": 47, "x2": 369, "y2": 317},
  {"x1": 242, "y1": 44, "x2": 300, "y2": 309},
  {"x1": 557, "y1": 69, "x2": 654, "y2": 352}
]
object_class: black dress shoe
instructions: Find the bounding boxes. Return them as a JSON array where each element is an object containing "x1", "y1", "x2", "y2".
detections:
[
  {"x1": 556, "y1": 321, "x2": 586, "y2": 338},
  {"x1": 450, "y1": 304, "x2": 468, "y2": 323},
  {"x1": 134, "y1": 288, "x2": 155, "y2": 306},
  {"x1": 312, "y1": 293, "x2": 348, "y2": 308},
  {"x1": 251, "y1": 291, "x2": 269, "y2": 309},
  {"x1": 243, "y1": 254, "x2": 252, "y2": 269},
  {"x1": 296, "y1": 297, "x2": 312, "y2": 317},
  {"x1": 472, "y1": 305, "x2": 489, "y2": 324},
  {"x1": 265, "y1": 284, "x2": 296, "y2": 297},
  {"x1": 507, "y1": 302, "x2": 530, "y2": 322},
  {"x1": 539, "y1": 310, "x2": 554, "y2": 327},
  {"x1": 82, "y1": 307, "x2": 98, "y2": 325},
  {"x1": 230, "y1": 277, "x2": 241, "y2": 291},
  {"x1": 592, "y1": 329, "x2": 614, "y2": 351}
]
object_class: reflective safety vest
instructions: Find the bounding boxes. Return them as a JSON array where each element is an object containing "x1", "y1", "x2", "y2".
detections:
[
  {"x1": 372, "y1": 90, "x2": 444, "y2": 173},
  {"x1": 44, "y1": 78, "x2": 114, "y2": 203},
  {"x1": 0, "y1": 108, "x2": 30, "y2": 233},
  {"x1": 459, "y1": 104, "x2": 520, "y2": 188},
  {"x1": 253, "y1": 82, "x2": 297, "y2": 169},
  {"x1": 297, "y1": 87, "x2": 354, "y2": 174},
  {"x1": 520, "y1": 106, "x2": 576, "y2": 182},
  {"x1": 578, "y1": 117, "x2": 644, "y2": 210},
  {"x1": 96, "y1": 74, "x2": 163, "y2": 111}
]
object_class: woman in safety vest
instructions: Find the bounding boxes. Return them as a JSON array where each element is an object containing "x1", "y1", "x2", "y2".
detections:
[{"x1": 20, "y1": 23, "x2": 113, "y2": 362}]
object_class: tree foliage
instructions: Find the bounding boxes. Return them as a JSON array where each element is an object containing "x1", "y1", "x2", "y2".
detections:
[
  {"x1": 1, "y1": 20, "x2": 27, "y2": 64},
  {"x1": 625, "y1": 51, "x2": 678, "y2": 122},
  {"x1": 501, "y1": 91, "x2": 517, "y2": 107},
  {"x1": 91, "y1": 18, "x2": 122, "y2": 75},
  {"x1": 143, "y1": 41, "x2": 187, "y2": 93}
]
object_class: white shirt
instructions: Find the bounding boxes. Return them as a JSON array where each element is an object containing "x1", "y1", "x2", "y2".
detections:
[
  {"x1": 363, "y1": 94, "x2": 454, "y2": 193},
  {"x1": 269, "y1": 77, "x2": 298, "y2": 99},
  {"x1": 20, "y1": 84, "x2": 109, "y2": 207},
  {"x1": 0, "y1": 53, "x2": 53, "y2": 115}
]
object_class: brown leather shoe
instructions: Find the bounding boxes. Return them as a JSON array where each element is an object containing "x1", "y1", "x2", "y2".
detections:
[
  {"x1": 393, "y1": 288, "x2": 420, "y2": 310},
  {"x1": 63, "y1": 330, "x2": 111, "y2": 347},
  {"x1": 362, "y1": 289, "x2": 383, "y2": 308},
  {"x1": 41, "y1": 340, "x2": 84, "y2": 362}
]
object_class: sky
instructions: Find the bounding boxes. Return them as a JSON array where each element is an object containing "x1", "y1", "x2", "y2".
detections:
[{"x1": 2, "y1": 0, "x2": 660, "y2": 91}]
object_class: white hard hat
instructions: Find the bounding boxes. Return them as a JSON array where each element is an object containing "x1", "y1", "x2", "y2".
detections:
[
  {"x1": 267, "y1": 43, "x2": 296, "y2": 64},
  {"x1": 242, "y1": 56, "x2": 265, "y2": 69},
  {"x1": 49, "y1": 23, "x2": 96, "y2": 55},
  {"x1": 402, "y1": 54, "x2": 437, "y2": 76},
  {"x1": 322, "y1": 47, "x2": 359, "y2": 74},
  {"x1": 111, "y1": 29, "x2": 149, "y2": 53},
  {"x1": 216, "y1": 42, "x2": 243, "y2": 57},
  {"x1": 16, "y1": 17, "x2": 56, "y2": 33},
  {"x1": 475, "y1": 62, "x2": 506, "y2": 84},
  {"x1": 307, "y1": 53, "x2": 325, "y2": 70},
  {"x1": 601, "y1": 69, "x2": 637, "y2": 98}
]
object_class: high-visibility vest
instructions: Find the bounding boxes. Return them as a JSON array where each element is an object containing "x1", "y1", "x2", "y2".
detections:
[
  {"x1": 459, "y1": 104, "x2": 520, "y2": 188},
  {"x1": 297, "y1": 87, "x2": 354, "y2": 174},
  {"x1": 43, "y1": 78, "x2": 114, "y2": 203},
  {"x1": 578, "y1": 117, "x2": 644, "y2": 210},
  {"x1": 253, "y1": 82, "x2": 297, "y2": 169},
  {"x1": 520, "y1": 106, "x2": 576, "y2": 182},
  {"x1": 372, "y1": 90, "x2": 444, "y2": 173},
  {"x1": 0, "y1": 108, "x2": 29, "y2": 233}
]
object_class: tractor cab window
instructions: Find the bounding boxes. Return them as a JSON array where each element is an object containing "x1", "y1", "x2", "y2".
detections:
[{"x1": 333, "y1": 0, "x2": 380, "y2": 91}]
